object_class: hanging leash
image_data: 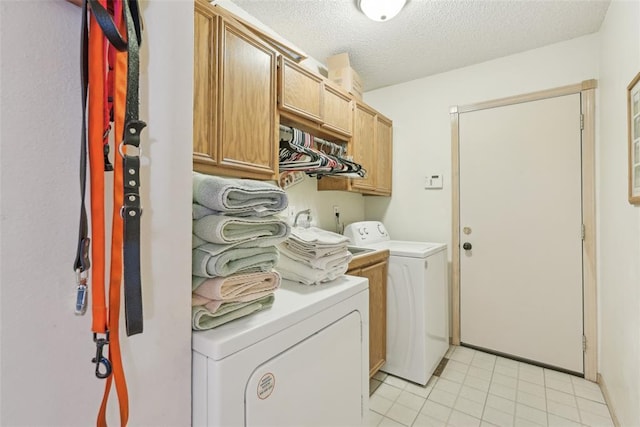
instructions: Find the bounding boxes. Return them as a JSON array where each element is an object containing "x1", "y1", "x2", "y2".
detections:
[{"x1": 75, "y1": 0, "x2": 145, "y2": 424}]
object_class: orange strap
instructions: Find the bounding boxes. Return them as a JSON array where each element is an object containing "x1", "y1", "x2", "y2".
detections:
[
  {"x1": 97, "y1": 3, "x2": 129, "y2": 425},
  {"x1": 88, "y1": 2, "x2": 107, "y2": 335},
  {"x1": 87, "y1": 0, "x2": 129, "y2": 424}
]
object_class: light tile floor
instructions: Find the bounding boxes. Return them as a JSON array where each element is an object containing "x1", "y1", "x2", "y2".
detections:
[{"x1": 369, "y1": 346, "x2": 615, "y2": 427}]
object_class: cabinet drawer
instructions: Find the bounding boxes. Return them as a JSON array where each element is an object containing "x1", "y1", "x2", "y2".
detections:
[{"x1": 278, "y1": 57, "x2": 323, "y2": 123}]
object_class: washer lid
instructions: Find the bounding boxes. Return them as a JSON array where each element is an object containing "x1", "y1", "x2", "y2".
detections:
[
  {"x1": 366, "y1": 241, "x2": 446, "y2": 258},
  {"x1": 191, "y1": 276, "x2": 368, "y2": 361}
]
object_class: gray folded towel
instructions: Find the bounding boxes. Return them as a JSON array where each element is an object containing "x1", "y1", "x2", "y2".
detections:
[
  {"x1": 192, "y1": 244, "x2": 279, "y2": 278},
  {"x1": 193, "y1": 214, "x2": 291, "y2": 246},
  {"x1": 193, "y1": 203, "x2": 216, "y2": 220},
  {"x1": 193, "y1": 172, "x2": 288, "y2": 217},
  {"x1": 192, "y1": 234, "x2": 207, "y2": 249},
  {"x1": 192, "y1": 293, "x2": 275, "y2": 330}
]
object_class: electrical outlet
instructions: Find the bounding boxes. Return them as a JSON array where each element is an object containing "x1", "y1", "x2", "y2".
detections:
[{"x1": 333, "y1": 205, "x2": 340, "y2": 215}]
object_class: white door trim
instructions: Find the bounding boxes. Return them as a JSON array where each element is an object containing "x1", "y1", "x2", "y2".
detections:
[{"x1": 450, "y1": 79, "x2": 598, "y2": 381}]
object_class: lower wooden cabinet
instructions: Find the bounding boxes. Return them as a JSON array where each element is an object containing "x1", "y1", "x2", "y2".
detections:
[{"x1": 347, "y1": 250, "x2": 389, "y2": 378}]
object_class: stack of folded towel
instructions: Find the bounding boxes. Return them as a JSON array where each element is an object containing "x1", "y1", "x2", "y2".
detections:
[
  {"x1": 276, "y1": 227, "x2": 353, "y2": 285},
  {"x1": 191, "y1": 172, "x2": 290, "y2": 330}
]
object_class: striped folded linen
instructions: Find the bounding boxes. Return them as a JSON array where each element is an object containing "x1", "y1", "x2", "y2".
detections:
[
  {"x1": 192, "y1": 245, "x2": 279, "y2": 278},
  {"x1": 193, "y1": 172, "x2": 288, "y2": 217},
  {"x1": 192, "y1": 270, "x2": 281, "y2": 298},
  {"x1": 193, "y1": 214, "x2": 290, "y2": 247},
  {"x1": 192, "y1": 294, "x2": 275, "y2": 330}
]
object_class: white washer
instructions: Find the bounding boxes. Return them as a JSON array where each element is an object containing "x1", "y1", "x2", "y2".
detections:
[
  {"x1": 344, "y1": 221, "x2": 448, "y2": 385},
  {"x1": 192, "y1": 276, "x2": 369, "y2": 427}
]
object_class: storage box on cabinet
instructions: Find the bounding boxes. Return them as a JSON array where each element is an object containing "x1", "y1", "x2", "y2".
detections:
[{"x1": 193, "y1": 0, "x2": 278, "y2": 180}]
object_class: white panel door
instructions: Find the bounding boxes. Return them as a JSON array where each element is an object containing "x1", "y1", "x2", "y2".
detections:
[{"x1": 459, "y1": 94, "x2": 584, "y2": 373}]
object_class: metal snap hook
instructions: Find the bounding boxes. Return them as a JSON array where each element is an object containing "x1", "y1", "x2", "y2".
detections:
[{"x1": 92, "y1": 333, "x2": 112, "y2": 379}]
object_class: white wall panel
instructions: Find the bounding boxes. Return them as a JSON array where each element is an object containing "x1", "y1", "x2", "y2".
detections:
[{"x1": 0, "y1": 1, "x2": 193, "y2": 425}]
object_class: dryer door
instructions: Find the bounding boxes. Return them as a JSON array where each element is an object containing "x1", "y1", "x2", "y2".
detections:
[{"x1": 245, "y1": 311, "x2": 363, "y2": 426}]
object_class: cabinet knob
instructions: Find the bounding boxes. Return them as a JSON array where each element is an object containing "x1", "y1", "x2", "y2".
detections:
[{"x1": 462, "y1": 242, "x2": 472, "y2": 250}]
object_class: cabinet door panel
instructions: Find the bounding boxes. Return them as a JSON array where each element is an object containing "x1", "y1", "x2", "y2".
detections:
[
  {"x1": 193, "y1": 3, "x2": 217, "y2": 164},
  {"x1": 351, "y1": 103, "x2": 376, "y2": 192},
  {"x1": 361, "y1": 261, "x2": 388, "y2": 377},
  {"x1": 322, "y1": 83, "x2": 352, "y2": 137},
  {"x1": 279, "y1": 57, "x2": 322, "y2": 122},
  {"x1": 376, "y1": 115, "x2": 393, "y2": 195},
  {"x1": 219, "y1": 21, "x2": 277, "y2": 177}
]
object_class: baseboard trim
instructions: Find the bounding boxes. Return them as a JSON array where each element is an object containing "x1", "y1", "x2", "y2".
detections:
[{"x1": 597, "y1": 373, "x2": 621, "y2": 427}]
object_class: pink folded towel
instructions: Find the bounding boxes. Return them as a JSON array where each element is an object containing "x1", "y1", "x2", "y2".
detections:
[{"x1": 192, "y1": 271, "x2": 281, "y2": 313}]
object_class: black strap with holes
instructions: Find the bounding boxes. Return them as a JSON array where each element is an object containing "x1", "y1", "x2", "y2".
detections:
[{"x1": 121, "y1": 0, "x2": 146, "y2": 336}]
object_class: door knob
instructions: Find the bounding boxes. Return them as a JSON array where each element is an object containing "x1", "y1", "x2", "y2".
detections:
[{"x1": 463, "y1": 242, "x2": 472, "y2": 250}]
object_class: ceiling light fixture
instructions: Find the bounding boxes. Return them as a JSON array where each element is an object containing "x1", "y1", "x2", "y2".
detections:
[{"x1": 358, "y1": 0, "x2": 407, "y2": 22}]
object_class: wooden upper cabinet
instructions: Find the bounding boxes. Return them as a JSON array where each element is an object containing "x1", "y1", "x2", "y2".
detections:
[
  {"x1": 351, "y1": 102, "x2": 377, "y2": 192},
  {"x1": 322, "y1": 82, "x2": 353, "y2": 137},
  {"x1": 218, "y1": 19, "x2": 278, "y2": 178},
  {"x1": 193, "y1": 0, "x2": 278, "y2": 180},
  {"x1": 193, "y1": 1, "x2": 217, "y2": 164},
  {"x1": 375, "y1": 114, "x2": 393, "y2": 196},
  {"x1": 278, "y1": 57, "x2": 322, "y2": 123},
  {"x1": 317, "y1": 102, "x2": 393, "y2": 195}
]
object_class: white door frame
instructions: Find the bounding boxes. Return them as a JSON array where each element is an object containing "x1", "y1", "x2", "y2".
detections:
[{"x1": 450, "y1": 80, "x2": 598, "y2": 381}]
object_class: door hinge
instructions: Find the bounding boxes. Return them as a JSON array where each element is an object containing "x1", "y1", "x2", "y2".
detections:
[
  {"x1": 581, "y1": 224, "x2": 586, "y2": 241},
  {"x1": 582, "y1": 335, "x2": 587, "y2": 352},
  {"x1": 580, "y1": 114, "x2": 584, "y2": 130}
]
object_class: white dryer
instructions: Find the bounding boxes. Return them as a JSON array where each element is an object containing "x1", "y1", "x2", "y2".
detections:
[
  {"x1": 192, "y1": 276, "x2": 369, "y2": 427},
  {"x1": 344, "y1": 221, "x2": 448, "y2": 385}
]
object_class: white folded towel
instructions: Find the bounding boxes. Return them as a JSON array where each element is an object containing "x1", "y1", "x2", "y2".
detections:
[
  {"x1": 282, "y1": 240, "x2": 348, "y2": 258},
  {"x1": 193, "y1": 214, "x2": 290, "y2": 246},
  {"x1": 275, "y1": 252, "x2": 349, "y2": 285},
  {"x1": 277, "y1": 244, "x2": 352, "y2": 270},
  {"x1": 192, "y1": 245, "x2": 279, "y2": 278},
  {"x1": 192, "y1": 294, "x2": 275, "y2": 330},
  {"x1": 288, "y1": 226, "x2": 350, "y2": 247},
  {"x1": 192, "y1": 270, "x2": 281, "y2": 298},
  {"x1": 193, "y1": 172, "x2": 288, "y2": 217}
]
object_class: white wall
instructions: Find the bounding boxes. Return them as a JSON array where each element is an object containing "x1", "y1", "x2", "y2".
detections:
[
  {"x1": 0, "y1": 1, "x2": 193, "y2": 425},
  {"x1": 283, "y1": 176, "x2": 365, "y2": 232},
  {"x1": 597, "y1": 0, "x2": 640, "y2": 425},
  {"x1": 363, "y1": 34, "x2": 599, "y2": 247}
]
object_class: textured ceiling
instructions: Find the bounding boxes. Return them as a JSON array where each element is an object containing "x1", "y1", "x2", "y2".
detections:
[{"x1": 230, "y1": 0, "x2": 611, "y2": 91}]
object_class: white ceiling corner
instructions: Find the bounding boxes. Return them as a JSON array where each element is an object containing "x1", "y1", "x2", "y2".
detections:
[{"x1": 230, "y1": 0, "x2": 611, "y2": 91}]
